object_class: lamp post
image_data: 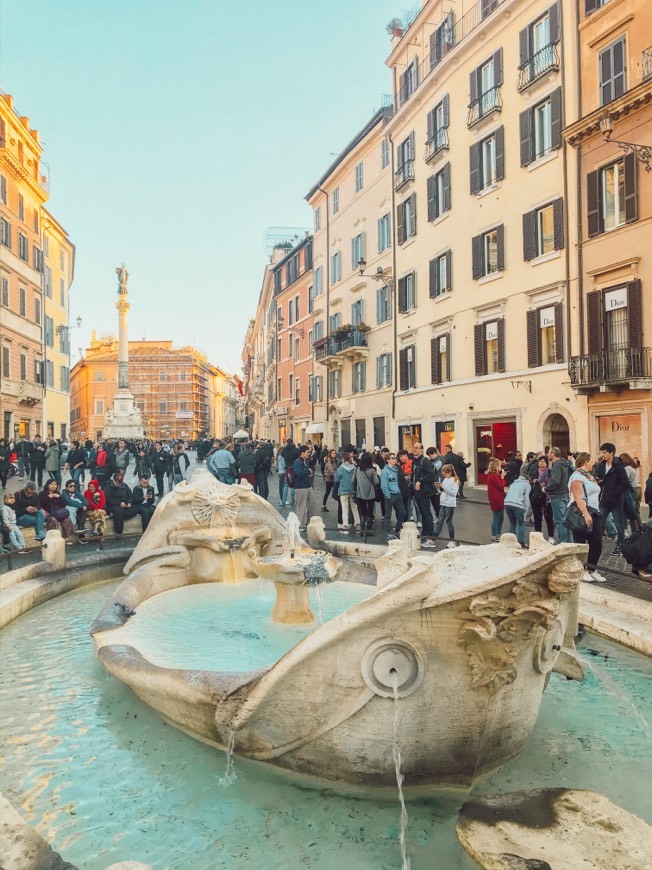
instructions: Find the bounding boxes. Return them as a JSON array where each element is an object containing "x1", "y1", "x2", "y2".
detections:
[
  {"x1": 599, "y1": 113, "x2": 652, "y2": 171},
  {"x1": 357, "y1": 259, "x2": 395, "y2": 287}
]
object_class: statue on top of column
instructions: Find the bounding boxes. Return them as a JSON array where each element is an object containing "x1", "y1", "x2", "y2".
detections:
[{"x1": 116, "y1": 264, "x2": 129, "y2": 295}]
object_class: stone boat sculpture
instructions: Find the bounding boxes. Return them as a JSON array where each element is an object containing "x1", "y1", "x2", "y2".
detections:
[{"x1": 91, "y1": 470, "x2": 586, "y2": 790}]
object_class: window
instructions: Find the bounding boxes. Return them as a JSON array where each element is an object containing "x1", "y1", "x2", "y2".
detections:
[
  {"x1": 427, "y1": 162, "x2": 451, "y2": 221},
  {"x1": 429, "y1": 12, "x2": 455, "y2": 69},
  {"x1": 308, "y1": 373, "x2": 314, "y2": 401},
  {"x1": 520, "y1": 88, "x2": 562, "y2": 166},
  {"x1": 468, "y1": 50, "x2": 503, "y2": 124},
  {"x1": 472, "y1": 225, "x2": 504, "y2": 279},
  {"x1": 295, "y1": 378, "x2": 300, "y2": 405},
  {"x1": 585, "y1": 0, "x2": 610, "y2": 14},
  {"x1": 1, "y1": 276, "x2": 8, "y2": 307},
  {"x1": 329, "y1": 312, "x2": 341, "y2": 332},
  {"x1": 474, "y1": 319, "x2": 505, "y2": 375},
  {"x1": 60, "y1": 278, "x2": 65, "y2": 307},
  {"x1": 277, "y1": 377, "x2": 282, "y2": 399},
  {"x1": 60, "y1": 366, "x2": 70, "y2": 391},
  {"x1": 314, "y1": 265, "x2": 323, "y2": 295},
  {"x1": 378, "y1": 213, "x2": 391, "y2": 253},
  {"x1": 398, "y1": 271, "x2": 416, "y2": 313},
  {"x1": 381, "y1": 137, "x2": 390, "y2": 169},
  {"x1": 289, "y1": 374, "x2": 293, "y2": 400},
  {"x1": 18, "y1": 233, "x2": 29, "y2": 261},
  {"x1": 33, "y1": 210, "x2": 39, "y2": 233},
  {"x1": 19, "y1": 287, "x2": 26, "y2": 316},
  {"x1": 33, "y1": 246, "x2": 43, "y2": 272},
  {"x1": 523, "y1": 199, "x2": 564, "y2": 260},
  {"x1": 399, "y1": 346, "x2": 416, "y2": 390},
  {"x1": 376, "y1": 284, "x2": 392, "y2": 323},
  {"x1": 314, "y1": 375, "x2": 323, "y2": 402},
  {"x1": 0, "y1": 174, "x2": 6, "y2": 204},
  {"x1": 352, "y1": 361, "x2": 366, "y2": 394},
  {"x1": 59, "y1": 327, "x2": 69, "y2": 355},
  {"x1": 0, "y1": 218, "x2": 10, "y2": 248},
  {"x1": 599, "y1": 37, "x2": 626, "y2": 106},
  {"x1": 1, "y1": 345, "x2": 9, "y2": 378},
  {"x1": 354, "y1": 161, "x2": 364, "y2": 193},
  {"x1": 288, "y1": 300, "x2": 294, "y2": 325},
  {"x1": 159, "y1": 401, "x2": 168, "y2": 414},
  {"x1": 20, "y1": 351, "x2": 27, "y2": 381},
  {"x1": 34, "y1": 296, "x2": 40, "y2": 324},
  {"x1": 277, "y1": 336, "x2": 282, "y2": 359},
  {"x1": 351, "y1": 232, "x2": 365, "y2": 270},
  {"x1": 429, "y1": 251, "x2": 452, "y2": 297},
  {"x1": 44, "y1": 236, "x2": 50, "y2": 258},
  {"x1": 295, "y1": 295, "x2": 299, "y2": 321},
  {"x1": 396, "y1": 132, "x2": 415, "y2": 188},
  {"x1": 527, "y1": 303, "x2": 563, "y2": 367},
  {"x1": 426, "y1": 95, "x2": 450, "y2": 159},
  {"x1": 397, "y1": 193, "x2": 416, "y2": 244},
  {"x1": 399, "y1": 58, "x2": 419, "y2": 104},
  {"x1": 18, "y1": 195, "x2": 24, "y2": 221},
  {"x1": 351, "y1": 299, "x2": 363, "y2": 326},
  {"x1": 330, "y1": 251, "x2": 341, "y2": 284},
  {"x1": 295, "y1": 337, "x2": 300, "y2": 361},
  {"x1": 45, "y1": 315, "x2": 54, "y2": 348},
  {"x1": 94, "y1": 398, "x2": 105, "y2": 415},
  {"x1": 314, "y1": 319, "x2": 324, "y2": 342},
  {"x1": 45, "y1": 359, "x2": 54, "y2": 387},
  {"x1": 94, "y1": 371, "x2": 105, "y2": 381},
  {"x1": 288, "y1": 333, "x2": 293, "y2": 357},
  {"x1": 45, "y1": 266, "x2": 52, "y2": 298},
  {"x1": 333, "y1": 186, "x2": 339, "y2": 214},
  {"x1": 314, "y1": 206, "x2": 321, "y2": 232},
  {"x1": 588, "y1": 155, "x2": 637, "y2": 236},
  {"x1": 376, "y1": 352, "x2": 392, "y2": 388},
  {"x1": 328, "y1": 369, "x2": 341, "y2": 399},
  {"x1": 518, "y1": 5, "x2": 560, "y2": 90},
  {"x1": 34, "y1": 359, "x2": 43, "y2": 384},
  {"x1": 431, "y1": 333, "x2": 451, "y2": 384},
  {"x1": 470, "y1": 128, "x2": 504, "y2": 194}
]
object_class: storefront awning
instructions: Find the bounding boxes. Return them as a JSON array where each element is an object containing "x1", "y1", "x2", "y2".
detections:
[{"x1": 305, "y1": 422, "x2": 326, "y2": 434}]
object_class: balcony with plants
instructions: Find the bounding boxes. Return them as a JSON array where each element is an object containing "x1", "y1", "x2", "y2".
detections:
[{"x1": 314, "y1": 324, "x2": 370, "y2": 365}]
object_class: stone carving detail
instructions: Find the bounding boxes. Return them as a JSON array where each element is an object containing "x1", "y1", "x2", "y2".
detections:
[
  {"x1": 117, "y1": 361, "x2": 129, "y2": 389},
  {"x1": 190, "y1": 479, "x2": 242, "y2": 526}
]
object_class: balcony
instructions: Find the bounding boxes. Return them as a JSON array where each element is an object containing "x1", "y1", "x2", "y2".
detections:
[
  {"x1": 425, "y1": 128, "x2": 449, "y2": 162},
  {"x1": 517, "y1": 43, "x2": 560, "y2": 92},
  {"x1": 394, "y1": 159, "x2": 415, "y2": 191},
  {"x1": 467, "y1": 86, "x2": 502, "y2": 128},
  {"x1": 569, "y1": 348, "x2": 652, "y2": 394},
  {"x1": 643, "y1": 47, "x2": 652, "y2": 82},
  {"x1": 315, "y1": 328, "x2": 369, "y2": 365},
  {"x1": 2, "y1": 378, "x2": 43, "y2": 405}
]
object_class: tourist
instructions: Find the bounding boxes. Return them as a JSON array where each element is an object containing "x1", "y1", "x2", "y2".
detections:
[
  {"x1": 30, "y1": 435, "x2": 46, "y2": 488},
  {"x1": 16, "y1": 434, "x2": 34, "y2": 480},
  {"x1": 103, "y1": 471, "x2": 150, "y2": 535},
  {"x1": 645, "y1": 472, "x2": 652, "y2": 521},
  {"x1": 238, "y1": 442, "x2": 256, "y2": 486},
  {"x1": 412, "y1": 443, "x2": 435, "y2": 541},
  {"x1": 355, "y1": 452, "x2": 379, "y2": 537},
  {"x1": 568, "y1": 452, "x2": 605, "y2": 583},
  {"x1": 595, "y1": 443, "x2": 629, "y2": 557},
  {"x1": 14, "y1": 482, "x2": 46, "y2": 541},
  {"x1": 111, "y1": 440, "x2": 131, "y2": 478},
  {"x1": 1, "y1": 493, "x2": 27, "y2": 553},
  {"x1": 64, "y1": 440, "x2": 88, "y2": 485},
  {"x1": 545, "y1": 447, "x2": 570, "y2": 543},
  {"x1": 207, "y1": 440, "x2": 237, "y2": 486},
  {"x1": 397, "y1": 449, "x2": 418, "y2": 522},
  {"x1": 486, "y1": 457, "x2": 507, "y2": 542},
  {"x1": 39, "y1": 479, "x2": 76, "y2": 544},
  {"x1": 619, "y1": 453, "x2": 642, "y2": 533},
  {"x1": 132, "y1": 475, "x2": 157, "y2": 528},
  {"x1": 293, "y1": 445, "x2": 315, "y2": 531},
  {"x1": 134, "y1": 448, "x2": 153, "y2": 480},
  {"x1": 457, "y1": 451, "x2": 471, "y2": 499},
  {"x1": 254, "y1": 441, "x2": 273, "y2": 499},
  {"x1": 423, "y1": 464, "x2": 460, "y2": 549},
  {"x1": 334, "y1": 451, "x2": 360, "y2": 534},
  {"x1": 151, "y1": 441, "x2": 172, "y2": 494},
  {"x1": 61, "y1": 479, "x2": 88, "y2": 540},
  {"x1": 84, "y1": 479, "x2": 107, "y2": 536},
  {"x1": 504, "y1": 470, "x2": 532, "y2": 550},
  {"x1": 45, "y1": 440, "x2": 62, "y2": 486},
  {"x1": 276, "y1": 448, "x2": 291, "y2": 507},
  {"x1": 94, "y1": 443, "x2": 111, "y2": 489},
  {"x1": 0, "y1": 438, "x2": 11, "y2": 489},
  {"x1": 322, "y1": 449, "x2": 338, "y2": 512},
  {"x1": 529, "y1": 456, "x2": 556, "y2": 544},
  {"x1": 504, "y1": 451, "x2": 523, "y2": 486},
  {"x1": 171, "y1": 443, "x2": 190, "y2": 486},
  {"x1": 380, "y1": 452, "x2": 406, "y2": 541},
  {"x1": 427, "y1": 447, "x2": 444, "y2": 519}
]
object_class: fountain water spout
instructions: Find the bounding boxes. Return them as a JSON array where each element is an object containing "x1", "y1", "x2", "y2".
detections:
[{"x1": 286, "y1": 512, "x2": 301, "y2": 560}]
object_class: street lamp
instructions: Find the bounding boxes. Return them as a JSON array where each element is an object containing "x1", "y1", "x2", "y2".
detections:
[
  {"x1": 599, "y1": 112, "x2": 652, "y2": 172},
  {"x1": 357, "y1": 259, "x2": 395, "y2": 286}
]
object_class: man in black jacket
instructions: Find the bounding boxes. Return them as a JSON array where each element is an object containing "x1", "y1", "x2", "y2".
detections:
[
  {"x1": 132, "y1": 474, "x2": 156, "y2": 529},
  {"x1": 16, "y1": 435, "x2": 34, "y2": 479},
  {"x1": 595, "y1": 442, "x2": 630, "y2": 555},
  {"x1": 254, "y1": 441, "x2": 273, "y2": 500},
  {"x1": 150, "y1": 442, "x2": 170, "y2": 497},
  {"x1": 412, "y1": 443, "x2": 435, "y2": 540},
  {"x1": 103, "y1": 472, "x2": 150, "y2": 534},
  {"x1": 31, "y1": 435, "x2": 47, "y2": 488}
]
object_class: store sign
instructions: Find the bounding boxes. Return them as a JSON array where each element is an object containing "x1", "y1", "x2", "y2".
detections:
[
  {"x1": 598, "y1": 414, "x2": 642, "y2": 462},
  {"x1": 485, "y1": 322, "x2": 498, "y2": 341},
  {"x1": 276, "y1": 406, "x2": 288, "y2": 415},
  {"x1": 539, "y1": 306, "x2": 555, "y2": 327},
  {"x1": 604, "y1": 287, "x2": 627, "y2": 311},
  {"x1": 175, "y1": 411, "x2": 193, "y2": 419}
]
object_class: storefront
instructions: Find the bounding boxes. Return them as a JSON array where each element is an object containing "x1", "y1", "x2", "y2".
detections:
[
  {"x1": 597, "y1": 413, "x2": 644, "y2": 465},
  {"x1": 305, "y1": 421, "x2": 325, "y2": 446},
  {"x1": 276, "y1": 407, "x2": 288, "y2": 445},
  {"x1": 435, "y1": 420, "x2": 455, "y2": 454},
  {"x1": 398, "y1": 423, "x2": 422, "y2": 452},
  {"x1": 474, "y1": 420, "x2": 517, "y2": 484}
]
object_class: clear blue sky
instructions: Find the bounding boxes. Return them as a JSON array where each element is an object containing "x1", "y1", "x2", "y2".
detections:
[{"x1": 0, "y1": 0, "x2": 402, "y2": 373}]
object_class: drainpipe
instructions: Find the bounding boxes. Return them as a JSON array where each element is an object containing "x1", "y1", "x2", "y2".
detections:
[
  {"x1": 560, "y1": 29, "x2": 572, "y2": 364},
  {"x1": 388, "y1": 132, "x2": 398, "y2": 435},
  {"x1": 574, "y1": 2, "x2": 585, "y2": 357},
  {"x1": 318, "y1": 185, "x2": 330, "y2": 439}
]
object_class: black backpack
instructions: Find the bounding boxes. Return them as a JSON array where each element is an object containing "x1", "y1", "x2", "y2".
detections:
[{"x1": 621, "y1": 524, "x2": 652, "y2": 567}]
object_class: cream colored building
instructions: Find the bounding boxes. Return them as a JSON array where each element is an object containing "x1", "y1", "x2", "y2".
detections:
[
  {"x1": 384, "y1": 0, "x2": 583, "y2": 481},
  {"x1": 306, "y1": 107, "x2": 394, "y2": 449}
]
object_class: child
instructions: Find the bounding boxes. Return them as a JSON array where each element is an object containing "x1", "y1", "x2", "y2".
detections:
[
  {"x1": 2, "y1": 493, "x2": 27, "y2": 553},
  {"x1": 84, "y1": 478, "x2": 107, "y2": 535},
  {"x1": 423, "y1": 463, "x2": 459, "y2": 549}
]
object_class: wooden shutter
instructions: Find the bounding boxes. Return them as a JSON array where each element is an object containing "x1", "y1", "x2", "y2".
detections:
[
  {"x1": 427, "y1": 175, "x2": 437, "y2": 222},
  {"x1": 445, "y1": 250, "x2": 452, "y2": 291},
  {"x1": 376, "y1": 285, "x2": 381, "y2": 321},
  {"x1": 399, "y1": 348, "x2": 408, "y2": 389},
  {"x1": 550, "y1": 87, "x2": 562, "y2": 150},
  {"x1": 472, "y1": 234, "x2": 482, "y2": 280},
  {"x1": 549, "y1": 3, "x2": 560, "y2": 44},
  {"x1": 519, "y1": 26, "x2": 530, "y2": 67},
  {"x1": 627, "y1": 279, "x2": 642, "y2": 349},
  {"x1": 376, "y1": 355, "x2": 382, "y2": 388},
  {"x1": 469, "y1": 142, "x2": 480, "y2": 195},
  {"x1": 408, "y1": 193, "x2": 417, "y2": 236},
  {"x1": 600, "y1": 46, "x2": 613, "y2": 105},
  {"x1": 396, "y1": 139, "x2": 405, "y2": 172},
  {"x1": 586, "y1": 170, "x2": 601, "y2": 237},
  {"x1": 624, "y1": 152, "x2": 638, "y2": 223},
  {"x1": 443, "y1": 94, "x2": 450, "y2": 127},
  {"x1": 398, "y1": 276, "x2": 407, "y2": 313},
  {"x1": 431, "y1": 338, "x2": 440, "y2": 384},
  {"x1": 527, "y1": 309, "x2": 540, "y2": 367},
  {"x1": 399, "y1": 71, "x2": 407, "y2": 104},
  {"x1": 586, "y1": 290, "x2": 602, "y2": 354},
  {"x1": 613, "y1": 38, "x2": 626, "y2": 100},
  {"x1": 523, "y1": 209, "x2": 536, "y2": 261},
  {"x1": 430, "y1": 30, "x2": 438, "y2": 68},
  {"x1": 493, "y1": 49, "x2": 503, "y2": 87},
  {"x1": 427, "y1": 109, "x2": 435, "y2": 143},
  {"x1": 496, "y1": 224, "x2": 505, "y2": 271},
  {"x1": 554, "y1": 301, "x2": 564, "y2": 363},
  {"x1": 351, "y1": 237, "x2": 356, "y2": 270},
  {"x1": 397, "y1": 201, "x2": 405, "y2": 245},
  {"x1": 553, "y1": 198, "x2": 564, "y2": 250},
  {"x1": 495, "y1": 126, "x2": 505, "y2": 180},
  {"x1": 429, "y1": 257, "x2": 438, "y2": 297},
  {"x1": 474, "y1": 324, "x2": 485, "y2": 375},
  {"x1": 442, "y1": 163, "x2": 451, "y2": 212},
  {"x1": 445, "y1": 333, "x2": 452, "y2": 381},
  {"x1": 360, "y1": 362, "x2": 366, "y2": 392},
  {"x1": 519, "y1": 109, "x2": 532, "y2": 166},
  {"x1": 497, "y1": 318, "x2": 506, "y2": 372},
  {"x1": 470, "y1": 67, "x2": 479, "y2": 104},
  {"x1": 408, "y1": 131, "x2": 415, "y2": 161}
]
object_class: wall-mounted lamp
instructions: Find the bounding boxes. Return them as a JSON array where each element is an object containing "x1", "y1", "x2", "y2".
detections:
[
  {"x1": 357, "y1": 259, "x2": 395, "y2": 287},
  {"x1": 600, "y1": 113, "x2": 651, "y2": 172}
]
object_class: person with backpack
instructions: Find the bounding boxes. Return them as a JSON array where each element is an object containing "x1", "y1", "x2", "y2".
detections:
[
  {"x1": 94, "y1": 443, "x2": 111, "y2": 489},
  {"x1": 171, "y1": 443, "x2": 190, "y2": 485},
  {"x1": 334, "y1": 452, "x2": 360, "y2": 534},
  {"x1": 355, "y1": 451, "x2": 380, "y2": 538}
]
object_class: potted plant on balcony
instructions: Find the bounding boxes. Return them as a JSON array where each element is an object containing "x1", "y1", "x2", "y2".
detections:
[
  {"x1": 331, "y1": 323, "x2": 354, "y2": 340},
  {"x1": 355, "y1": 322, "x2": 371, "y2": 334},
  {"x1": 313, "y1": 336, "x2": 329, "y2": 350}
]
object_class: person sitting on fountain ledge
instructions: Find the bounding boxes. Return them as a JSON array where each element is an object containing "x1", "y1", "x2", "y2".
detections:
[
  {"x1": 103, "y1": 471, "x2": 153, "y2": 535},
  {"x1": 132, "y1": 474, "x2": 157, "y2": 526}
]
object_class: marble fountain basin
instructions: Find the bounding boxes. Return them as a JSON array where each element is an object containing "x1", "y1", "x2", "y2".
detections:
[{"x1": 91, "y1": 471, "x2": 588, "y2": 791}]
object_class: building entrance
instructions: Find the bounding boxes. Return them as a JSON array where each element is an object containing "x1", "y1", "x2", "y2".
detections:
[{"x1": 475, "y1": 421, "x2": 517, "y2": 484}]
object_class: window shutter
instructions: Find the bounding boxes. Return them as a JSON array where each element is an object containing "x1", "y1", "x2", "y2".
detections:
[
  {"x1": 495, "y1": 126, "x2": 505, "y2": 180},
  {"x1": 360, "y1": 362, "x2": 366, "y2": 392},
  {"x1": 613, "y1": 38, "x2": 626, "y2": 100},
  {"x1": 549, "y1": 3, "x2": 560, "y2": 44},
  {"x1": 443, "y1": 163, "x2": 451, "y2": 212},
  {"x1": 493, "y1": 49, "x2": 503, "y2": 87},
  {"x1": 553, "y1": 197, "x2": 564, "y2": 249},
  {"x1": 470, "y1": 67, "x2": 479, "y2": 104},
  {"x1": 497, "y1": 318, "x2": 506, "y2": 372},
  {"x1": 396, "y1": 140, "x2": 405, "y2": 172},
  {"x1": 445, "y1": 250, "x2": 452, "y2": 291},
  {"x1": 554, "y1": 301, "x2": 564, "y2": 363},
  {"x1": 351, "y1": 237, "x2": 356, "y2": 270},
  {"x1": 398, "y1": 276, "x2": 407, "y2": 313},
  {"x1": 427, "y1": 109, "x2": 435, "y2": 143},
  {"x1": 586, "y1": 170, "x2": 601, "y2": 237},
  {"x1": 377, "y1": 217, "x2": 382, "y2": 253},
  {"x1": 627, "y1": 279, "x2": 642, "y2": 349},
  {"x1": 472, "y1": 234, "x2": 482, "y2": 280},
  {"x1": 376, "y1": 286, "x2": 381, "y2": 321},
  {"x1": 431, "y1": 338, "x2": 440, "y2": 384},
  {"x1": 408, "y1": 131, "x2": 415, "y2": 161},
  {"x1": 445, "y1": 333, "x2": 452, "y2": 381},
  {"x1": 443, "y1": 94, "x2": 450, "y2": 127},
  {"x1": 474, "y1": 324, "x2": 485, "y2": 376},
  {"x1": 429, "y1": 257, "x2": 437, "y2": 297},
  {"x1": 527, "y1": 309, "x2": 540, "y2": 367},
  {"x1": 586, "y1": 290, "x2": 602, "y2": 354},
  {"x1": 600, "y1": 46, "x2": 613, "y2": 105},
  {"x1": 430, "y1": 30, "x2": 438, "y2": 67},
  {"x1": 520, "y1": 109, "x2": 532, "y2": 166},
  {"x1": 623, "y1": 152, "x2": 638, "y2": 223},
  {"x1": 523, "y1": 209, "x2": 536, "y2": 261},
  {"x1": 399, "y1": 349, "x2": 408, "y2": 390},
  {"x1": 397, "y1": 202, "x2": 405, "y2": 245},
  {"x1": 399, "y1": 71, "x2": 407, "y2": 104},
  {"x1": 550, "y1": 87, "x2": 562, "y2": 150},
  {"x1": 376, "y1": 355, "x2": 382, "y2": 388},
  {"x1": 427, "y1": 175, "x2": 437, "y2": 222},
  {"x1": 408, "y1": 193, "x2": 417, "y2": 236},
  {"x1": 519, "y1": 26, "x2": 529, "y2": 67},
  {"x1": 496, "y1": 224, "x2": 505, "y2": 271},
  {"x1": 469, "y1": 142, "x2": 480, "y2": 195}
]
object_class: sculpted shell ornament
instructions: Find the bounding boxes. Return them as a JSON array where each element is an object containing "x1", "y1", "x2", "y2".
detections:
[{"x1": 190, "y1": 479, "x2": 242, "y2": 526}]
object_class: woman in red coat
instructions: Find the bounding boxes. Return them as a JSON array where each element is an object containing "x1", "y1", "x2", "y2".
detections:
[
  {"x1": 84, "y1": 479, "x2": 107, "y2": 535},
  {"x1": 486, "y1": 457, "x2": 507, "y2": 542}
]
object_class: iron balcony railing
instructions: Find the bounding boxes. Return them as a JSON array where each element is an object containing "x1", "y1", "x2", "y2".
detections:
[
  {"x1": 467, "y1": 86, "x2": 502, "y2": 127},
  {"x1": 394, "y1": 159, "x2": 415, "y2": 190},
  {"x1": 517, "y1": 43, "x2": 560, "y2": 91},
  {"x1": 314, "y1": 329, "x2": 369, "y2": 361},
  {"x1": 568, "y1": 347, "x2": 652, "y2": 388},
  {"x1": 643, "y1": 47, "x2": 652, "y2": 82},
  {"x1": 425, "y1": 128, "x2": 449, "y2": 162}
]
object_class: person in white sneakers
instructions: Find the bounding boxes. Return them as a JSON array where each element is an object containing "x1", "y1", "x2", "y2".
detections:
[
  {"x1": 569, "y1": 451, "x2": 606, "y2": 583},
  {"x1": 422, "y1": 463, "x2": 459, "y2": 549}
]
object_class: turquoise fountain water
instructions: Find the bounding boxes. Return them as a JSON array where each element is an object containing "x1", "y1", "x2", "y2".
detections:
[{"x1": 1, "y1": 578, "x2": 650, "y2": 870}]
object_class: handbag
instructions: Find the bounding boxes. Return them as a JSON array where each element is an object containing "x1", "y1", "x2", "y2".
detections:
[
  {"x1": 562, "y1": 482, "x2": 591, "y2": 534},
  {"x1": 332, "y1": 479, "x2": 339, "y2": 499}
]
